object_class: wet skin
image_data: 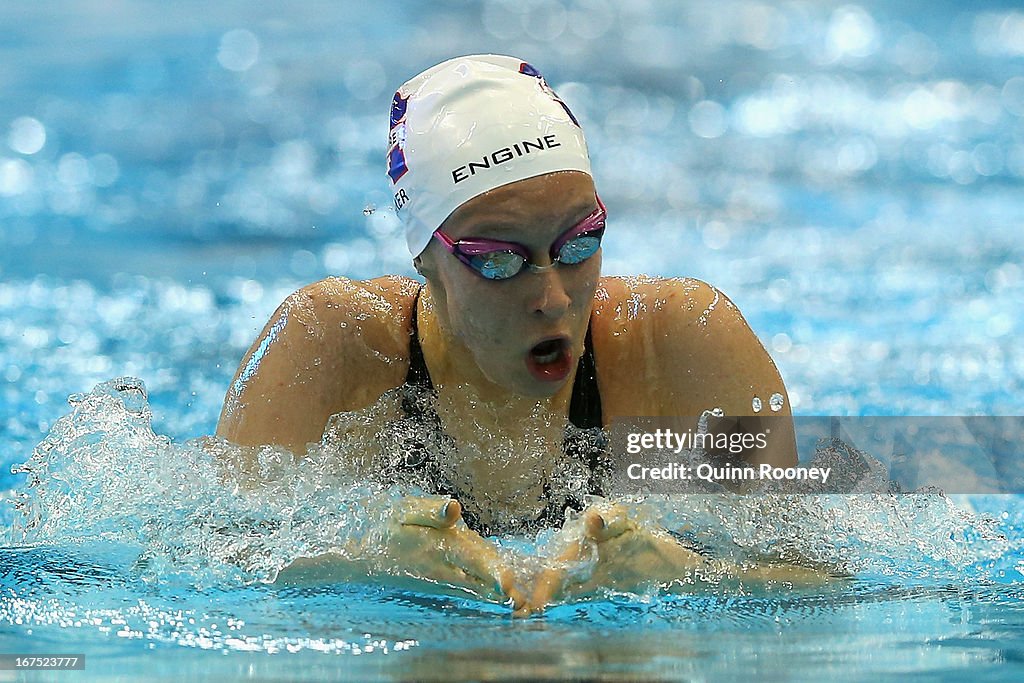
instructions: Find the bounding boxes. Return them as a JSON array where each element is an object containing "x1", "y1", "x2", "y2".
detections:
[
  {"x1": 413, "y1": 171, "x2": 602, "y2": 403},
  {"x1": 217, "y1": 171, "x2": 805, "y2": 614}
]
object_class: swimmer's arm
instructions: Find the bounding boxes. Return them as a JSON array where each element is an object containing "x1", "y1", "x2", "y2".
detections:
[
  {"x1": 649, "y1": 278, "x2": 797, "y2": 468},
  {"x1": 215, "y1": 277, "x2": 412, "y2": 458}
]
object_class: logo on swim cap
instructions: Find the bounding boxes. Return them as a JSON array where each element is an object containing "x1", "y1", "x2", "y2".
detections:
[
  {"x1": 518, "y1": 61, "x2": 580, "y2": 127},
  {"x1": 390, "y1": 91, "x2": 410, "y2": 129},
  {"x1": 387, "y1": 92, "x2": 410, "y2": 183}
]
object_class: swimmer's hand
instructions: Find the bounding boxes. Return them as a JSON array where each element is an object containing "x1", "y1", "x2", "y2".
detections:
[
  {"x1": 516, "y1": 502, "x2": 705, "y2": 616},
  {"x1": 515, "y1": 503, "x2": 833, "y2": 617},
  {"x1": 381, "y1": 496, "x2": 524, "y2": 609},
  {"x1": 277, "y1": 496, "x2": 523, "y2": 609}
]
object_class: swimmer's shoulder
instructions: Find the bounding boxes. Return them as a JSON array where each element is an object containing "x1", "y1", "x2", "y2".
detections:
[
  {"x1": 592, "y1": 275, "x2": 734, "y2": 343},
  {"x1": 298, "y1": 274, "x2": 419, "y2": 348},
  {"x1": 217, "y1": 275, "x2": 420, "y2": 451},
  {"x1": 591, "y1": 276, "x2": 782, "y2": 417},
  {"x1": 289, "y1": 274, "x2": 421, "y2": 397}
]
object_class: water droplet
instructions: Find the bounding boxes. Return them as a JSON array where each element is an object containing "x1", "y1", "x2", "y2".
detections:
[
  {"x1": 217, "y1": 29, "x2": 260, "y2": 72},
  {"x1": 363, "y1": 204, "x2": 376, "y2": 216},
  {"x1": 752, "y1": 396, "x2": 762, "y2": 412},
  {"x1": 8, "y1": 116, "x2": 46, "y2": 155},
  {"x1": 769, "y1": 392, "x2": 785, "y2": 411}
]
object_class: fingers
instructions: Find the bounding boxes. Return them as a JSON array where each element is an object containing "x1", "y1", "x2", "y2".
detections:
[
  {"x1": 446, "y1": 548, "x2": 526, "y2": 610},
  {"x1": 438, "y1": 499, "x2": 461, "y2": 528},
  {"x1": 515, "y1": 564, "x2": 565, "y2": 618},
  {"x1": 391, "y1": 497, "x2": 526, "y2": 607},
  {"x1": 398, "y1": 496, "x2": 462, "y2": 529},
  {"x1": 503, "y1": 579, "x2": 527, "y2": 614},
  {"x1": 513, "y1": 512, "x2": 613, "y2": 618},
  {"x1": 446, "y1": 531, "x2": 513, "y2": 595},
  {"x1": 581, "y1": 503, "x2": 634, "y2": 544}
]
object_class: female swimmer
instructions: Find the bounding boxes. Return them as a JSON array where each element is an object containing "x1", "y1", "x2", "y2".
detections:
[{"x1": 216, "y1": 55, "x2": 812, "y2": 614}]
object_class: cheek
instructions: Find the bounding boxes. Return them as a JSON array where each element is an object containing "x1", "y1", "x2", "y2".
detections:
[
  {"x1": 454, "y1": 300, "x2": 504, "y2": 344},
  {"x1": 438, "y1": 269, "x2": 513, "y2": 345},
  {"x1": 570, "y1": 254, "x2": 602, "y2": 304},
  {"x1": 471, "y1": 293, "x2": 525, "y2": 347}
]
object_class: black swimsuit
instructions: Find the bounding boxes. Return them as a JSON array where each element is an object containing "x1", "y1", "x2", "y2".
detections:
[{"x1": 397, "y1": 286, "x2": 610, "y2": 536}]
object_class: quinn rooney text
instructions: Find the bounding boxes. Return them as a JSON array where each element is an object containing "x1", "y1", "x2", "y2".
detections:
[{"x1": 627, "y1": 462, "x2": 833, "y2": 484}]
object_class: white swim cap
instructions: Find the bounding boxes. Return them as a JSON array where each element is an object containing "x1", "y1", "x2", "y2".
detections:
[{"x1": 387, "y1": 54, "x2": 592, "y2": 257}]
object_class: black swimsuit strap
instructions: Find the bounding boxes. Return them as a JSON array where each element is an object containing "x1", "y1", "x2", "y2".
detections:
[
  {"x1": 405, "y1": 286, "x2": 434, "y2": 392},
  {"x1": 568, "y1": 323, "x2": 603, "y2": 429},
  {"x1": 405, "y1": 286, "x2": 602, "y2": 429}
]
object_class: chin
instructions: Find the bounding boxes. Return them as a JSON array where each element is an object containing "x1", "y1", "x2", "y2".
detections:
[
  {"x1": 518, "y1": 380, "x2": 565, "y2": 399},
  {"x1": 483, "y1": 365, "x2": 566, "y2": 400}
]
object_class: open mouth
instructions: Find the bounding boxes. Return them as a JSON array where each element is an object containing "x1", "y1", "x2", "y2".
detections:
[{"x1": 525, "y1": 337, "x2": 573, "y2": 382}]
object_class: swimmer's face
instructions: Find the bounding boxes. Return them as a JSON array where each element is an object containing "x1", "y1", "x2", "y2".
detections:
[{"x1": 420, "y1": 171, "x2": 602, "y2": 398}]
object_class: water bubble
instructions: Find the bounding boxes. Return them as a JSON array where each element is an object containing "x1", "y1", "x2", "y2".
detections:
[
  {"x1": 523, "y1": 1, "x2": 568, "y2": 41},
  {"x1": 271, "y1": 140, "x2": 315, "y2": 179},
  {"x1": 771, "y1": 333, "x2": 793, "y2": 353},
  {"x1": 836, "y1": 137, "x2": 878, "y2": 175},
  {"x1": 57, "y1": 153, "x2": 92, "y2": 187},
  {"x1": 1002, "y1": 76, "x2": 1024, "y2": 117},
  {"x1": 891, "y1": 31, "x2": 938, "y2": 75},
  {"x1": 752, "y1": 396, "x2": 762, "y2": 412},
  {"x1": 90, "y1": 153, "x2": 120, "y2": 187},
  {"x1": 769, "y1": 392, "x2": 785, "y2": 411},
  {"x1": 7, "y1": 117, "x2": 46, "y2": 155},
  {"x1": 734, "y1": 95, "x2": 786, "y2": 137},
  {"x1": 972, "y1": 142, "x2": 1004, "y2": 176},
  {"x1": 688, "y1": 100, "x2": 728, "y2": 139},
  {"x1": 322, "y1": 243, "x2": 351, "y2": 273},
  {"x1": 363, "y1": 205, "x2": 375, "y2": 216},
  {"x1": 567, "y1": 0, "x2": 614, "y2": 40},
  {"x1": 0, "y1": 158, "x2": 33, "y2": 196},
  {"x1": 826, "y1": 5, "x2": 879, "y2": 62},
  {"x1": 218, "y1": 29, "x2": 259, "y2": 72},
  {"x1": 290, "y1": 250, "x2": 318, "y2": 277}
]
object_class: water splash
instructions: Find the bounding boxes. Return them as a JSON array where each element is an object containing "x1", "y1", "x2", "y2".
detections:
[
  {"x1": 9, "y1": 377, "x2": 398, "y2": 587},
  {"x1": 7, "y1": 377, "x2": 1021, "y2": 596}
]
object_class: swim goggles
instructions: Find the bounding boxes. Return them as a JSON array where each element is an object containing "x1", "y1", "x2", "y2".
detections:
[{"x1": 432, "y1": 195, "x2": 606, "y2": 280}]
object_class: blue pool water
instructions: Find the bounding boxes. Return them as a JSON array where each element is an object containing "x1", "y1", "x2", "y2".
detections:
[{"x1": 2, "y1": 0, "x2": 1024, "y2": 680}]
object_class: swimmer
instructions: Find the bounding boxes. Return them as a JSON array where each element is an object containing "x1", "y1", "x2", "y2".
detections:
[{"x1": 216, "y1": 55, "x2": 811, "y2": 614}]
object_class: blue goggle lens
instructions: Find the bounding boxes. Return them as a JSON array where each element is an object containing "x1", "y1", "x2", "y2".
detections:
[
  {"x1": 469, "y1": 251, "x2": 527, "y2": 280},
  {"x1": 556, "y1": 234, "x2": 602, "y2": 265}
]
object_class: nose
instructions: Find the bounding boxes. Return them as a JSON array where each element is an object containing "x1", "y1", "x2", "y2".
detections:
[{"x1": 527, "y1": 264, "x2": 572, "y2": 318}]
